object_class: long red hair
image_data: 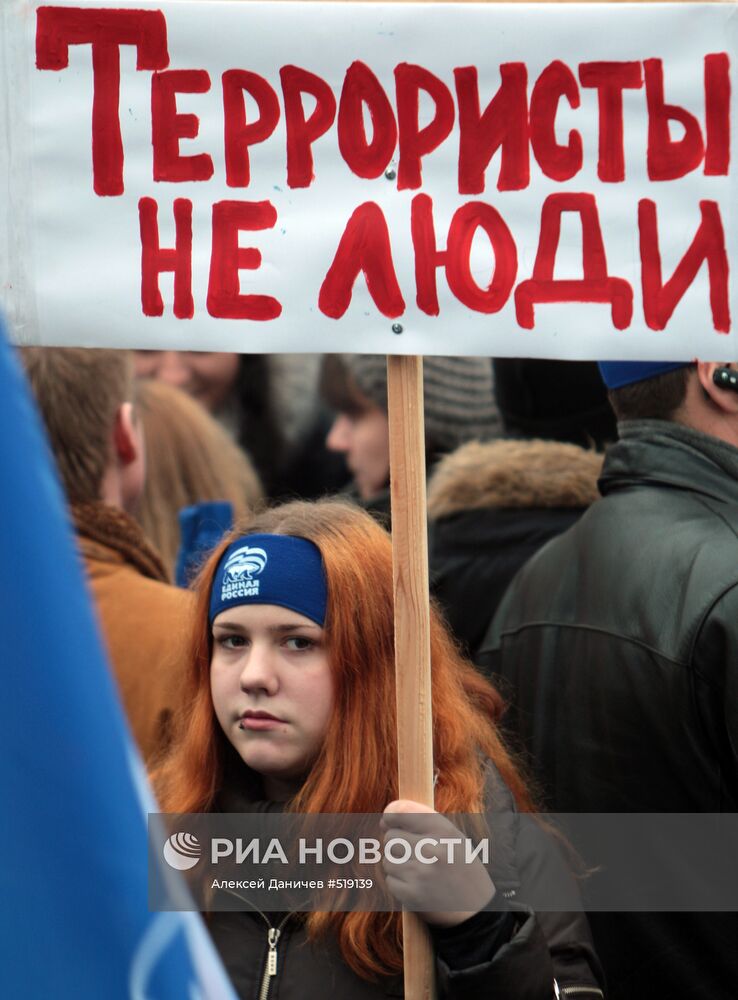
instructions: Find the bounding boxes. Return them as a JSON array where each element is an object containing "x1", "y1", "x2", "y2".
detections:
[{"x1": 154, "y1": 499, "x2": 534, "y2": 979}]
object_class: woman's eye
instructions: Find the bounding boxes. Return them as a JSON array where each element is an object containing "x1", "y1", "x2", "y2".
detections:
[
  {"x1": 216, "y1": 634, "x2": 246, "y2": 649},
  {"x1": 284, "y1": 636, "x2": 314, "y2": 652}
]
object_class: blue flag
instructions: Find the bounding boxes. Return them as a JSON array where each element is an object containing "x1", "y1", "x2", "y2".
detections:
[
  {"x1": 0, "y1": 320, "x2": 235, "y2": 999},
  {"x1": 176, "y1": 500, "x2": 234, "y2": 588}
]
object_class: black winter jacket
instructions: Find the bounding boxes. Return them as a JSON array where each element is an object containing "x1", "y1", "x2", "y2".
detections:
[
  {"x1": 427, "y1": 439, "x2": 602, "y2": 656},
  {"x1": 206, "y1": 763, "x2": 605, "y2": 1000},
  {"x1": 479, "y1": 421, "x2": 738, "y2": 998}
]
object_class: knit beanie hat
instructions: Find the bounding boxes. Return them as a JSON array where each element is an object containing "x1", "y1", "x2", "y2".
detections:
[
  {"x1": 340, "y1": 355, "x2": 500, "y2": 452},
  {"x1": 493, "y1": 359, "x2": 617, "y2": 449}
]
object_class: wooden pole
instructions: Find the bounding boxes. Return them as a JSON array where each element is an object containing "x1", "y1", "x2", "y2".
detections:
[{"x1": 386, "y1": 354, "x2": 437, "y2": 1000}]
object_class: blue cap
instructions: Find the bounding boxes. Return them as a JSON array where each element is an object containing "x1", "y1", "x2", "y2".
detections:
[
  {"x1": 597, "y1": 362, "x2": 690, "y2": 390},
  {"x1": 209, "y1": 534, "x2": 327, "y2": 626}
]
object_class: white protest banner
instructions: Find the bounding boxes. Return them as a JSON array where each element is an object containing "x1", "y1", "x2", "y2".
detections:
[{"x1": 1, "y1": 0, "x2": 737, "y2": 358}]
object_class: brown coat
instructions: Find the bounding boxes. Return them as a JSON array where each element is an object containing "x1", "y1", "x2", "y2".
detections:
[{"x1": 72, "y1": 502, "x2": 194, "y2": 762}]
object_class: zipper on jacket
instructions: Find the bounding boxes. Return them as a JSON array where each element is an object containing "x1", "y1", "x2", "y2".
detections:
[
  {"x1": 217, "y1": 889, "x2": 292, "y2": 1000},
  {"x1": 258, "y1": 914, "x2": 291, "y2": 1000},
  {"x1": 554, "y1": 980, "x2": 605, "y2": 999}
]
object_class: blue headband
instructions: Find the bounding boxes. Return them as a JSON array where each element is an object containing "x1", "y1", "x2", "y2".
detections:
[
  {"x1": 209, "y1": 534, "x2": 327, "y2": 626},
  {"x1": 597, "y1": 362, "x2": 690, "y2": 390}
]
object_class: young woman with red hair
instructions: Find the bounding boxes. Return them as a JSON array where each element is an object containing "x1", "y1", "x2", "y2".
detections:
[{"x1": 154, "y1": 499, "x2": 604, "y2": 999}]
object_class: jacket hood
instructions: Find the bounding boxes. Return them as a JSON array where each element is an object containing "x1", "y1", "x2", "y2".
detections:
[{"x1": 427, "y1": 439, "x2": 603, "y2": 520}]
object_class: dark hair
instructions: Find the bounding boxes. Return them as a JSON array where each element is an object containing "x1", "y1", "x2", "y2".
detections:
[
  {"x1": 318, "y1": 354, "x2": 374, "y2": 418},
  {"x1": 19, "y1": 346, "x2": 132, "y2": 503},
  {"x1": 493, "y1": 359, "x2": 616, "y2": 450},
  {"x1": 608, "y1": 364, "x2": 694, "y2": 422},
  {"x1": 233, "y1": 356, "x2": 287, "y2": 497}
]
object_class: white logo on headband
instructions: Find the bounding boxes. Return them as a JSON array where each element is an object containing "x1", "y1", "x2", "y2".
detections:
[{"x1": 221, "y1": 545, "x2": 268, "y2": 601}]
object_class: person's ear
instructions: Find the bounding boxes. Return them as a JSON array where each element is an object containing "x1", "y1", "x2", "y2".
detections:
[
  {"x1": 696, "y1": 362, "x2": 738, "y2": 414},
  {"x1": 112, "y1": 402, "x2": 141, "y2": 466},
  {"x1": 696, "y1": 361, "x2": 738, "y2": 414}
]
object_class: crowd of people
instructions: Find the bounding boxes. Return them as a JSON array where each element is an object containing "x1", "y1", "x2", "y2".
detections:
[{"x1": 14, "y1": 344, "x2": 738, "y2": 1000}]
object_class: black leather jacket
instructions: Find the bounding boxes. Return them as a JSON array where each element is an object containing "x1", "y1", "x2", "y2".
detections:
[{"x1": 478, "y1": 421, "x2": 738, "y2": 998}]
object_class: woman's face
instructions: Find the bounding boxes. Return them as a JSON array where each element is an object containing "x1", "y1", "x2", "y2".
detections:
[
  {"x1": 325, "y1": 405, "x2": 390, "y2": 500},
  {"x1": 210, "y1": 603, "x2": 333, "y2": 800},
  {"x1": 134, "y1": 351, "x2": 239, "y2": 412}
]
